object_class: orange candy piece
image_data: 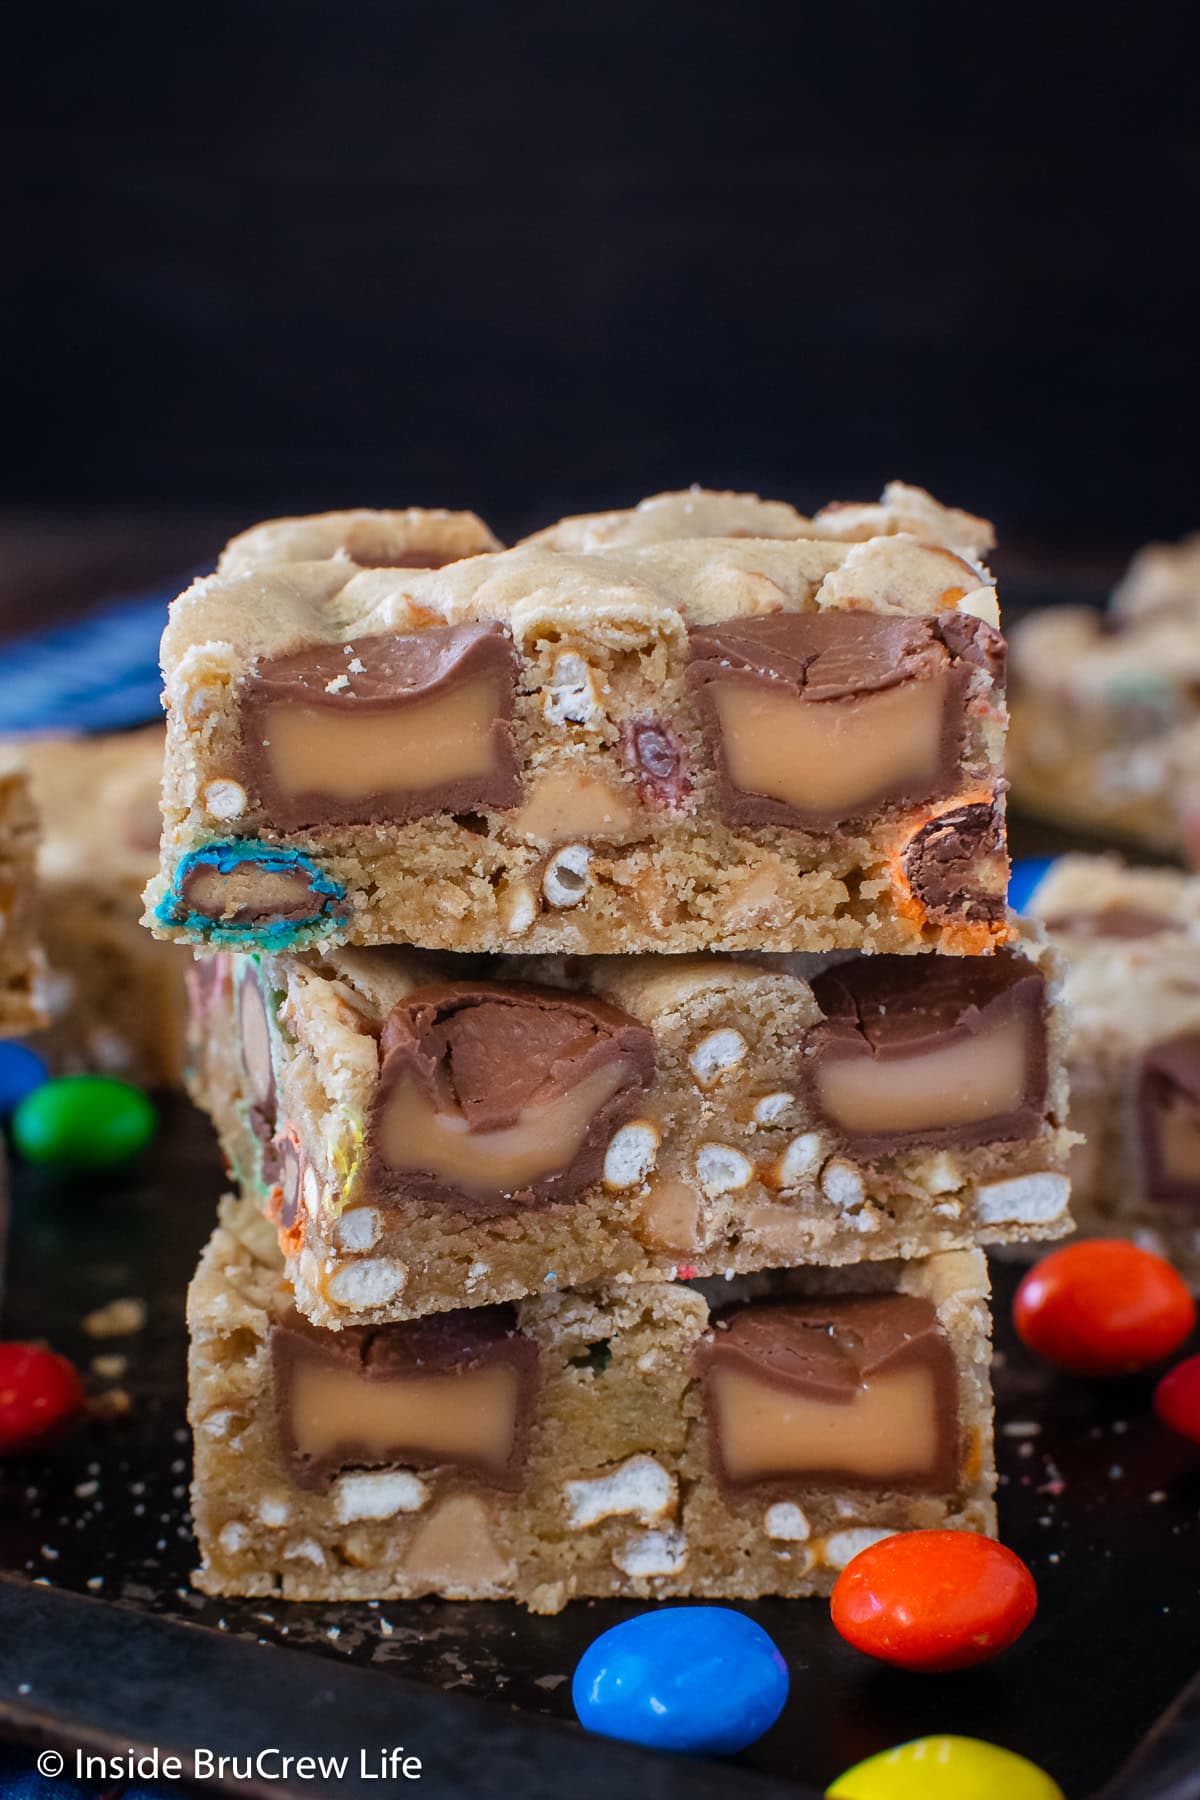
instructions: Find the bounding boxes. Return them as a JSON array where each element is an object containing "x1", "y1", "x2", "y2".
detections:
[
  {"x1": 830, "y1": 1530, "x2": 1037, "y2": 1674},
  {"x1": 1014, "y1": 1240, "x2": 1195, "y2": 1377}
]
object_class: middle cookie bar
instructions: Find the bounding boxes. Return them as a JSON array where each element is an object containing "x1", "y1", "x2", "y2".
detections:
[{"x1": 189, "y1": 938, "x2": 1073, "y2": 1328}]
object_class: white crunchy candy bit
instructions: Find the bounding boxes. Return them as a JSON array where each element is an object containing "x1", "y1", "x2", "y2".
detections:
[
  {"x1": 612, "y1": 1527, "x2": 689, "y2": 1578},
  {"x1": 333, "y1": 1207, "x2": 382, "y2": 1252},
  {"x1": 822, "y1": 1526, "x2": 898, "y2": 1569},
  {"x1": 976, "y1": 1172, "x2": 1070, "y2": 1226},
  {"x1": 764, "y1": 1502, "x2": 810, "y2": 1542},
  {"x1": 603, "y1": 1121, "x2": 659, "y2": 1190},
  {"x1": 333, "y1": 1471, "x2": 429, "y2": 1522},
  {"x1": 542, "y1": 844, "x2": 592, "y2": 908},
  {"x1": 774, "y1": 1133, "x2": 822, "y2": 1187},
  {"x1": 325, "y1": 674, "x2": 350, "y2": 694},
  {"x1": 218, "y1": 1521, "x2": 248, "y2": 1555},
  {"x1": 924, "y1": 1151, "x2": 963, "y2": 1195},
  {"x1": 753, "y1": 1091, "x2": 794, "y2": 1125},
  {"x1": 203, "y1": 778, "x2": 247, "y2": 822},
  {"x1": 258, "y1": 1496, "x2": 291, "y2": 1528},
  {"x1": 564, "y1": 1454, "x2": 677, "y2": 1529},
  {"x1": 956, "y1": 586, "x2": 1001, "y2": 630},
  {"x1": 543, "y1": 652, "x2": 600, "y2": 726},
  {"x1": 696, "y1": 1143, "x2": 754, "y2": 1194},
  {"x1": 282, "y1": 1538, "x2": 326, "y2": 1567},
  {"x1": 500, "y1": 881, "x2": 537, "y2": 936},
  {"x1": 326, "y1": 1257, "x2": 408, "y2": 1310},
  {"x1": 303, "y1": 1165, "x2": 322, "y2": 1220},
  {"x1": 689, "y1": 1029, "x2": 748, "y2": 1089},
  {"x1": 821, "y1": 1157, "x2": 865, "y2": 1208}
]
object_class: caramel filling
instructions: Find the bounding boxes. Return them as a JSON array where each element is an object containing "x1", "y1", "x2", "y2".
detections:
[
  {"x1": 710, "y1": 1364, "x2": 941, "y2": 1483},
  {"x1": 289, "y1": 1358, "x2": 520, "y2": 1471},
  {"x1": 261, "y1": 674, "x2": 503, "y2": 801},
  {"x1": 817, "y1": 1014, "x2": 1028, "y2": 1136},
  {"x1": 713, "y1": 671, "x2": 948, "y2": 814},
  {"x1": 514, "y1": 770, "x2": 634, "y2": 846},
  {"x1": 186, "y1": 866, "x2": 317, "y2": 920},
  {"x1": 379, "y1": 1059, "x2": 631, "y2": 1198},
  {"x1": 1155, "y1": 1093, "x2": 1200, "y2": 1185}
]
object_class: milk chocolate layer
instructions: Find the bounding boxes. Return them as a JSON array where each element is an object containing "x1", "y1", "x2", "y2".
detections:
[
  {"x1": 699, "y1": 1294, "x2": 959, "y2": 1493},
  {"x1": 367, "y1": 981, "x2": 656, "y2": 1219},
  {"x1": 900, "y1": 798, "x2": 1008, "y2": 926},
  {"x1": 1139, "y1": 1033, "x2": 1200, "y2": 1205},
  {"x1": 687, "y1": 611, "x2": 1002, "y2": 829},
  {"x1": 273, "y1": 1305, "x2": 539, "y2": 1491},
  {"x1": 240, "y1": 622, "x2": 520, "y2": 830},
  {"x1": 182, "y1": 859, "x2": 330, "y2": 926},
  {"x1": 806, "y1": 950, "x2": 1047, "y2": 1153}
]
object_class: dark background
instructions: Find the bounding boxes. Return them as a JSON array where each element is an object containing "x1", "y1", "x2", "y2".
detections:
[{"x1": 2, "y1": 0, "x2": 1198, "y2": 570}]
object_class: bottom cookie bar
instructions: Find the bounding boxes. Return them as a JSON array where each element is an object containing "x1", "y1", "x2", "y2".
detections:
[
  {"x1": 1028, "y1": 855, "x2": 1200, "y2": 1283},
  {"x1": 189, "y1": 1207, "x2": 996, "y2": 1612}
]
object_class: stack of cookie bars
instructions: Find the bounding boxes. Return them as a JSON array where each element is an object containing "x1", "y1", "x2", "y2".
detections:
[{"x1": 147, "y1": 483, "x2": 1075, "y2": 1611}]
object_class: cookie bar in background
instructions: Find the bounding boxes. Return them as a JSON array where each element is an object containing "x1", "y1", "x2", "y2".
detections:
[
  {"x1": 1025, "y1": 855, "x2": 1200, "y2": 1284},
  {"x1": 1009, "y1": 530, "x2": 1200, "y2": 856},
  {"x1": 189, "y1": 1214, "x2": 995, "y2": 1612},
  {"x1": 15, "y1": 727, "x2": 188, "y2": 1086},
  {"x1": 0, "y1": 750, "x2": 44, "y2": 1035},
  {"x1": 187, "y1": 937, "x2": 1073, "y2": 1329},
  {"x1": 146, "y1": 488, "x2": 1010, "y2": 959}
]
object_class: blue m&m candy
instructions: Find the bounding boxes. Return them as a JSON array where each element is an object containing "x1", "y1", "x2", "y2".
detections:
[
  {"x1": 572, "y1": 1606, "x2": 788, "y2": 1755},
  {"x1": 1007, "y1": 855, "x2": 1056, "y2": 917},
  {"x1": 0, "y1": 1043, "x2": 49, "y2": 1118}
]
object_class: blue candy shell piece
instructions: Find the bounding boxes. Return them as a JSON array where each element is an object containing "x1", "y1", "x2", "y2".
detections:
[
  {"x1": 572, "y1": 1605, "x2": 789, "y2": 1756},
  {"x1": 1007, "y1": 855, "x2": 1055, "y2": 918},
  {"x1": 0, "y1": 1042, "x2": 49, "y2": 1117},
  {"x1": 154, "y1": 839, "x2": 348, "y2": 950}
]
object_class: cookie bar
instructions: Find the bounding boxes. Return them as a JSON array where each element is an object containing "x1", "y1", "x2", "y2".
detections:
[
  {"x1": 16, "y1": 728, "x2": 188, "y2": 1085},
  {"x1": 147, "y1": 491, "x2": 1010, "y2": 958},
  {"x1": 0, "y1": 750, "x2": 44, "y2": 1035},
  {"x1": 1025, "y1": 855, "x2": 1200, "y2": 1283},
  {"x1": 189, "y1": 1213, "x2": 996, "y2": 1611},
  {"x1": 522, "y1": 480, "x2": 995, "y2": 560},
  {"x1": 188, "y1": 937, "x2": 1073, "y2": 1328},
  {"x1": 1009, "y1": 532, "x2": 1200, "y2": 855}
]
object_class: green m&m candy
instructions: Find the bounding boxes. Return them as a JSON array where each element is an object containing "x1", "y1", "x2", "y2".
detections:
[{"x1": 11, "y1": 1076, "x2": 156, "y2": 1170}]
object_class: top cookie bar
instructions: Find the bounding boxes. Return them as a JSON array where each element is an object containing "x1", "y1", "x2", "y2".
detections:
[{"x1": 146, "y1": 485, "x2": 1010, "y2": 958}]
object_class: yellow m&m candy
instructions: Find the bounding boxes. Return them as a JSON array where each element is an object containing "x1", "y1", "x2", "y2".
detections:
[{"x1": 827, "y1": 1735, "x2": 1065, "y2": 1800}]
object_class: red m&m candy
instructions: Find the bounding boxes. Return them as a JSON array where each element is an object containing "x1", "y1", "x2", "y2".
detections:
[
  {"x1": 1155, "y1": 1354, "x2": 1200, "y2": 1445},
  {"x1": 1013, "y1": 1240, "x2": 1195, "y2": 1377},
  {"x1": 0, "y1": 1343, "x2": 85, "y2": 1453},
  {"x1": 830, "y1": 1530, "x2": 1037, "y2": 1673}
]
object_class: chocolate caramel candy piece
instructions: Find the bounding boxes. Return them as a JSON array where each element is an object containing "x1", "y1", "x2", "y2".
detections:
[
  {"x1": 806, "y1": 950, "x2": 1047, "y2": 1154},
  {"x1": 272, "y1": 1305, "x2": 539, "y2": 1491},
  {"x1": 367, "y1": 981, "x2": 656, "y2": 1219},
  {"x1": 239, "y1": 622, "x2": 520, "y2": 831},
  {"x1": 699, "y1": 1294, "x2": 959, "y2": 1493},
  {"x1": 899, "y1": 797, "x2": 1008, "y2": 928},
  {"x1": 1044, "y1": 906, "x2": 1175, "y2": 940},
  {"x1": 1139, "y1": 1033, "x2": 1200, "y2": 1205},
  {"x1": 687, "y1": 611, "x2": 1003, "y2": 829},
  {"x1": 236, "y1": 960, "x2": 279, "y2": 1180}
]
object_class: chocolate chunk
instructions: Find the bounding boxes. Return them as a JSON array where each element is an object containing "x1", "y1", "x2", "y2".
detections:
[
  {"x1": 688, "y1": 611, "x2": 1002, "y2": 829},
  {"x1": 900, "y1": 798, "x2": 1008, "y2": 926},
  {"x1": 805, "y1": 950, "x2": 1047, "y2": 1153},
  {"x1": 1044, "y1": 906, "x2": 1175, "y2": 940},
  {"x1": 1139, "y1": 1033, "x2": 1200, "y2": 1205},
  {"x1": 366, "y1": 981, "x2": 656, "y2": 1219},
  {"x1": 239, "y1": 622, "x2": 521, "y2": 830},
  {"x1": 273, "y1": 1130, "x2": 306, "y2": 1236},
  {"x1": 698, "y1": 1294, "x2": 960, "y2": 1493},
  {"x1": 236, "y1": 961, "x2": 279, "y2": 1182},
  {"x1": 272, "y1": 1305, "x2": 539, "y2": 1490}
]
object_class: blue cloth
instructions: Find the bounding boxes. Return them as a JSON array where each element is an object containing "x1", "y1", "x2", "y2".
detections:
[
  {"x1": 1008, "y1": 854, "x2": 1056, "y2": 916},
  {"x1": 0, "y1": 590, "x2": 177, "y2": 736}
]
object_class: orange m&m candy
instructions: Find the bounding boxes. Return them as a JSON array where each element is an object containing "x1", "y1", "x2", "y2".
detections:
[
  {"x1": 830, "y1": 1530, "x2": 1037, "y2": 1673},
  {"x1": 1013, "y1": 1240, "x2": 1195, "y2": 1376}
]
